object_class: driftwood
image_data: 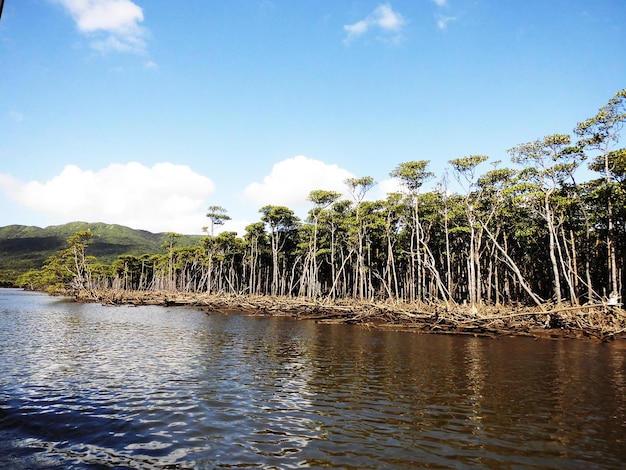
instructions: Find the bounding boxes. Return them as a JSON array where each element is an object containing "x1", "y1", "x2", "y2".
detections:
[{"x1": 69, "y1": 289, "x2": 626, "y2": 342}]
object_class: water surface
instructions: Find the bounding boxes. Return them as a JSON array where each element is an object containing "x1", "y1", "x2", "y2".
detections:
[{"x1": 1, "y1": 289, "x2": 624, "y2": 468}]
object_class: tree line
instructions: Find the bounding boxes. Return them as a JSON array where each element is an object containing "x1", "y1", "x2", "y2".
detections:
[{"x1": 18, "y1": 89, "x2": 626, "y2": 308}]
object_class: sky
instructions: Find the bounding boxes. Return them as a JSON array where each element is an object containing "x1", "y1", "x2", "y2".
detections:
[{"x1": 0, "y1": 0, "x2": 625, "y2": 235}]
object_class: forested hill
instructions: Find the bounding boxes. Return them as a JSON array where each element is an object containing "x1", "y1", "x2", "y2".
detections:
[{"x1": 0, "y1": 222, "x2": 202, "y2": 286}]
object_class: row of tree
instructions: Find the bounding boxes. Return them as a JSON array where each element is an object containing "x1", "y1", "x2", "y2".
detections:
[{"x1": 18, "y1": 90, "x2": 626, "y2": 308}]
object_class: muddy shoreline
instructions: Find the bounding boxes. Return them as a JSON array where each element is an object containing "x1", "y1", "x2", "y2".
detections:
[{"x1": 69, "y1": 289, "x2": 626, "y2": 342}]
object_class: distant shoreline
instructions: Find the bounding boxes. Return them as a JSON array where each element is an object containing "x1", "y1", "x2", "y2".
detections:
[{"x1": 65, "y1": 289, "x2": 626, "y2": 342}]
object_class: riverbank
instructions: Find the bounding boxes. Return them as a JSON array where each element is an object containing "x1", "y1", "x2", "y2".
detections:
[{"x1": 70, "y1": 289, "x2": 626, "y2": 341}]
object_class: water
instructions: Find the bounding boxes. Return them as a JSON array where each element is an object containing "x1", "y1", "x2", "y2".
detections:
[{"x1": 0, "y1": 289, "x2": 624, "y2": 469}]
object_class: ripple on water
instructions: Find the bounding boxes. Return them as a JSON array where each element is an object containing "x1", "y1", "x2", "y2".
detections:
[{"x1": 0, "y1": 291, "x2": 625, "y2": 469}]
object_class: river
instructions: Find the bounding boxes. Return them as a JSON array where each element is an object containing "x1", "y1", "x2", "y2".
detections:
[{"x1": 0, "y1": 288, "x2": 624, "y2": 469}]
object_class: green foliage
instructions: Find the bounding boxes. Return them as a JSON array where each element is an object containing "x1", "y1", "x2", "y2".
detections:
[
  {"x1": 575, "y1": 88, "x2": 626, "y2": 150},
  {"x1": 308, "y1": 190, "x2": 341, "y2": 208},
  {"x1": 344, "y1": 176, "x2": 376, "y2": 203},
  {"x1": 589, "y1": 148, "x2": 626, "y2": 182},
  {"x1": 5, "y1": 90, "x2": 626, "y2": 306},
  {"x1": 390, "y1": 161, "x2": 434, "y2": 193},
  {"x1": 260, "y1": 205, "x2": 300, "y2": 232},
  {"x1": 449, "y1": 155, "x2": 488, "y2": 178},
  {"x1": 205, "y1": 205, "x2": 231, "y2": 236},
  {"x1": 0, "y1": 222, "x2": 202, "y2": 286}
]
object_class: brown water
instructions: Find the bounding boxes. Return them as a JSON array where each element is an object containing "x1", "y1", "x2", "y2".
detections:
[{"x1": 0, "y1": 288, "x2": 624, "y2": 468}]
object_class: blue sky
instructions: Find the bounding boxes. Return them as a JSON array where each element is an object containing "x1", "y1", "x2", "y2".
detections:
[{"x1": 0, "y1": 0, "x2": 624, "y2": 234}]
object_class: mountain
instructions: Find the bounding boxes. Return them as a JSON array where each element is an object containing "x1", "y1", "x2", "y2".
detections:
[{"x1": 0, "y1": 222, "x2": 203, "y2": 286}]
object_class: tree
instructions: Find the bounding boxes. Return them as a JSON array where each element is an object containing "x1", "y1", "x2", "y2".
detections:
[
  {"x1": 475, "y1": 165, "x2": 547, "y2": 308},
  {"x1": 162, "y1": 232, "x2": 182, "y2": 290},
  {"x1": 260, "y1": 205, "x2": 300, "y2": 296},
  {"x1": 509, "y1": 134, "x2": 583, "y2": 304},
  {"x1": 435, "y1": 173, "x2": 459, "y2": 300},
  {"x1": 322, "y1": 199, "x2": 352, "y2": 299},
  {"x1": 303, "y1": 190, "x2": 342, "y2": 297},
  {"x1": 344, "y1": 177, "x2": 376, "y2": 299},
  {"x1": 205, "y1": 205, "x2": 231, "y2": 236},
  {"x1": 380, "y1": 192, "x2": 403, "y2": 299},
  {"x1": 112, "y1": 255, "x2": 141, "y2": 290},
  {"x1": 389, "y1": 160, "x2": 434, "y2": 300},
  {"x1": 243, "y1": 222, "x2": 268, "y2": 295},
  {"x1": 211, "y1": 231, "x2": 243, "y2": 293},
  {"x1": 449, "y1": 155, "x2": 488, "y2": 306},
  {"x1": 64, "y1": 230, "x2": 93, "y2": 291},
  {"x1": 575, "y1": 89, "x2": 626, "y2": 300}
]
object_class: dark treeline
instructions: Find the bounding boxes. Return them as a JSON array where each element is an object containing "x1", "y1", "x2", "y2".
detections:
[{"x1": 18, "y1": 90, "x2": 626, "y2": 308}]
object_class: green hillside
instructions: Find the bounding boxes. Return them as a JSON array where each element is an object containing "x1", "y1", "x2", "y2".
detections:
[{"x1": 0, "y1": 222, "x2": 203, "y2": 286}]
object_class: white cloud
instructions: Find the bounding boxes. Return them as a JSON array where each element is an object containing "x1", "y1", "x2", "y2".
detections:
[
  {"x1": 0, "y1": 173, "x2": 21, "y2": 194},
  {"x1": 344, "y1": 20, "x2": 369, "y2": 37},
  {"x1": 344, "y1": 3, "x2": 405, "y2": 42},
  {"x1": 375, "y1": 4, "x2": 404, "y2": 30},
  {"x1": 436, "y1": 15, "x2": 456, "y2": 30},
  {"x1": 0, "y1": 162, "x2": 215, "y2": 234},
  {"x1": 218, "y1": 218, "x2": 252, "y2": 238},
  {"x1": 54, "y1": 0, "x2": 147, "y2": 53},
  {"x1": 241, "y1": 155, "x2": 354, "y2": 213},
  {"x1": 432, "y1": 0, "x2": 456, "y2": 30},
  {"x1": 376, "y1": 177, "x2": 403, "y2": 199}
]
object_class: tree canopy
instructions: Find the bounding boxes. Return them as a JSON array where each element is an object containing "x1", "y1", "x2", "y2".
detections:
[{"x1": 18, "y1": 89, "x2": 626, "y2": 308}]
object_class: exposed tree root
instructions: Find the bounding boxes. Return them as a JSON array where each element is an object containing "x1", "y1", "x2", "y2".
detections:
[{"x1": 70, "y1": 289, "x2": 626, "y2": 342}]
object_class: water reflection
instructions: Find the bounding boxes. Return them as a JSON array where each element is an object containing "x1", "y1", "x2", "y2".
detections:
[
  {"x1": 0, "y1": 289, "x2": 625, "y2": 469},
  {"x1": 302, "y1": 326, "x2": 626, "y2": 468}
]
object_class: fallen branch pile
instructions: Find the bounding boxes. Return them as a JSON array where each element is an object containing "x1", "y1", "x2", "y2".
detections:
[{"x1": 71, "y1": 289, "x2": 626, "y2": 341}]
